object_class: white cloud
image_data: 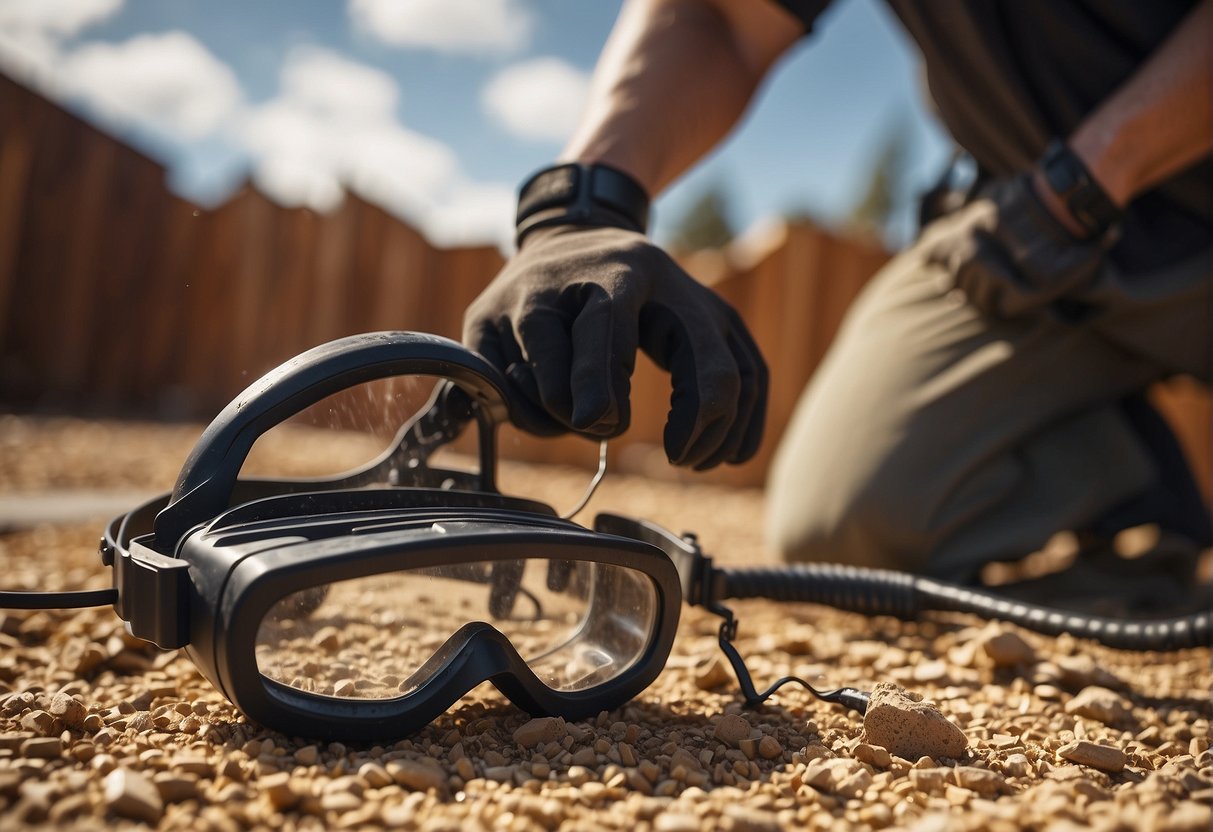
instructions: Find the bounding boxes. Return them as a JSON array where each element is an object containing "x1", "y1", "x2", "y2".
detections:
[
  {"x1": 0, "y1": 0, "x2": 122, "y2": 38},
  {"x1": 425, "y1": 182, "x2": 515, "y2": 248},
  {"x1": 240, "y1": 46, "x2": 512, "y2": 247},
  {"x1": 482, "y1": 57, "x2": 590, "y2": 143},
  {"x1": 349, "y1": 0, "x2": 531, "y2": 56},
  {"x1": 59, "y1": 31, "x2": 242, "y2": 139},
  {"x1": 0, "y1": 0, "x2": 123, "y2": 86},
  {"x1": 278, "y1": 44, "x2": 397, "y2": 122}
]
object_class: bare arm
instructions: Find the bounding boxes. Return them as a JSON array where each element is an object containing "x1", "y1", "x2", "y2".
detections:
[
  {"x1": 1037, "y1": 0, "x2": 1213, "y2": 234},
  {"x1": 561, "y1": 0, "x2": 804, "y2": 196}
]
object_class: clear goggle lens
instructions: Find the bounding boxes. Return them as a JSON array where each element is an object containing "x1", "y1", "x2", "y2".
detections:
[{"x1": 254, "y1": 559, "x2": 657, "y2": 700}]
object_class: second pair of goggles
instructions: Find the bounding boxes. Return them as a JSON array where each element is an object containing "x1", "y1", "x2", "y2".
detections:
[{"x1": 8, "y1": 333, "x2": 1208, "y2": 741}]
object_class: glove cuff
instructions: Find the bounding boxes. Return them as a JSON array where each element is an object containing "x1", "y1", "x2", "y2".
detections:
[{"x1": 515, "y1": 163, "x2": 650, "y2": 247}]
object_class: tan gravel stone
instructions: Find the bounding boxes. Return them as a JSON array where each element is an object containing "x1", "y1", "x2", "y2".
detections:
[
  {"x1": 722, "y1": 804, "x2": 781, "y2": 832},
  {"x1": 261, "y1": 771, "x2": 299, "y2": 810},
  {"x1": 909, "y1": 767, "x2": 948, "y2": 794},
  {"x1": 513, "y1": 716, "x2": 567, "y2": 748},
  {"x1": 861, "y1": 682, "x2": 967, "y2": 761},
  {"x1": 20, "y1": 710, "x2": 57, "y2": 735},
  {"x1": 126, "y1": 711, "x2": 153, "y2": 733},
  {"x1": 694, "y1": 656, "x2": 733, "y2": 690},
  {"x1": 714, "y1": 713, "x2": 753, "y2": 746},
  {"x1": 836, "y1": 768, "x2": 873, "y2": 797},
  {"x1": 912, "y1": 659, "x2": 949, "y2": 683},
  {"x1": 620, "y1": 742, "x2": 638, "y2": 766},
  {"x1": 293, "y1": 745, "x2": 319, "y2": 766},
  {"x1": 802, "y1": 758, "x2": 861, "y2": 792},
  {"x1": 757, "y1": 736, "x2": 782, "y2": 760},
  {"x1": 566, "y1": 765, "x2": 593, "y2": 785},
  {"x1": 1167, "y1": 801, "x2": 1212, "y2": 832},
  {"x1": 1058, "y1": 741, "x2": 1127, "y2": 773},
  {"x1": 1064, "y1": 686, "x2": 1133, "y2": 726},
  {"x1": 170, "y1": 755, "x2": 210, "y2": 776},
  {"x1": 104, "y1": 769, "x2": 163, "y2": 824},
  {"x1": 571, "y1": 746, "x2": 598, "y2": 767},
  {"x1": 952, "y1": 766, "x2": 1008, "y2": 796},
  {"x1": 386, "y1": 759, "x2": 445, "y2": 791},
  {"x1": 655, "y1": 812, "x2": 700, "y2": 832},
  {"x1": 1003, "y1": 753, "x2": 1032, "y2": 778},
  {"x1": 854, "y1": 742, "x2": 892, "y2": 769},
  {"x1": 320, "y1": 791, "x2": 360, "y2": 813},
  {"x1": 359, "y1": 761, "x2": 393, "y2": 788},
  {"x1": 152, "y1": 773, "x2": 199, "y2": 803},
  {"x1": 0, "y1": 731, "x2": 34, "y2": 751},
  {"x1": 313, "y1": 626, "x2": 340, "y2": 651},
  {"x1": 0, "y1": 770, "x2": 20, "y2": 799},
  {"x1": 48, "y1": 692, "x2": 87, "y2": 729},
  {"x1": 482, "y1": 765, "x2": 514, "y2": 783},
  {"x1": 1053, "y1": 655, "x2": 1124, "y2": 691},
  {"x1": 980, "y1": 629, "x2": 1036, "y2": 667},
  {"x1": 20, "y1": 737, "x2": 62, "y2": 758}
]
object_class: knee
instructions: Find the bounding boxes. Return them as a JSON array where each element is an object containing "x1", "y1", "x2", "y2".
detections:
[{"x1": 764, "y1": 443, "x2": 927, "y2": 571}]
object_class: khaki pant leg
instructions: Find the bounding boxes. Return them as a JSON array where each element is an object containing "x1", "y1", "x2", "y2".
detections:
[{"x1": 765, "y1": 242, "x2": 1173, "y2": 578}]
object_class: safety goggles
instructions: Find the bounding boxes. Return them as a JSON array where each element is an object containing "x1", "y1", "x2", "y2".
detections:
[{"x1": 77, "y1": 332, "x2": 692, "y2": 741}]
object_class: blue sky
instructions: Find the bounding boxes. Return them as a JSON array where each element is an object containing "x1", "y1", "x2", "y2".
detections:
[{"x1": 0, "y1": 0, "x2": 952, "y2": 248}]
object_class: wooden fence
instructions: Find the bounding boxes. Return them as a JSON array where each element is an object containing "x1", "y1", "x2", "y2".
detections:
[{"x1": 1, "y1": 70, "x2": 1208, "y2": 496}]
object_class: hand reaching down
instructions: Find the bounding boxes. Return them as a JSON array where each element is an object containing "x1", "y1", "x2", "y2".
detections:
[{"x1": 463, "y1": 225, "x2": 768, "y2": 470}]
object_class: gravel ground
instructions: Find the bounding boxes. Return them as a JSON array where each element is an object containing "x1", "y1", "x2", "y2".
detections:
[{"x1": 0, "y1": 414, "x2": 1210, "y2": 831}]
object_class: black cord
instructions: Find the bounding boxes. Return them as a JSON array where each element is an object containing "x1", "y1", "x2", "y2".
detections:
[
  {"x1": 716, "y1": 563, "x2": 1210, "y2": 651},
  {"x1": 0, "y1": 588, "x2": 118, "y2": 609}
]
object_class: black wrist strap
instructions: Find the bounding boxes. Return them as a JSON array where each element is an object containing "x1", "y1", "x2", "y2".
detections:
[
  {"x1": 1039, "y1": 140, "x2": 1123, "y2": 238},
  {"x1": 515, "y1": 163, "x2": 650, "y2": 247}
]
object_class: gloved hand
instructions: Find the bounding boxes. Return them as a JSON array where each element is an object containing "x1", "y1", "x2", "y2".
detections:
[
  {"x1": 463, "y1": 225, "x2": 767, "y2": 470},
  {"x1": 922, "y1": 173, "x2": 1108, "y2": 319}
]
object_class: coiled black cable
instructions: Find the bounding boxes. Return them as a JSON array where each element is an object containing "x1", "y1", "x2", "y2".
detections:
[{"x1": 716, "y1": 563, "x2": 1209, "y2": 651}]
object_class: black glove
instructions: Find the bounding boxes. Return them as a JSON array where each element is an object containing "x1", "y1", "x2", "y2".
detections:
[
  {"x1": 463, "y1": 225, "x2": 767, "y2": 470},
  {"x1": 922, "y1": 174, "x2": 1108, "y2": 319}
]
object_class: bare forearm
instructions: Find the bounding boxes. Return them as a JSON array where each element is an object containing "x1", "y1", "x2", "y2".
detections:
[
  {"x1": 561, "y1": 0, "x2": 801, "y2": 196},
  {"x1": 1071, "y1": 0, "x2": 1213, "y2": 207}
]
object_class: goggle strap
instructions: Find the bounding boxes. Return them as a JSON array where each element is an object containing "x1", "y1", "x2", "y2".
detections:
[
  {"x1": 708, "y1": 596, "x2": 871, "y2": 715},
  {"x1": 0, "y1": 588, "x2": 118, "y2": 610}
]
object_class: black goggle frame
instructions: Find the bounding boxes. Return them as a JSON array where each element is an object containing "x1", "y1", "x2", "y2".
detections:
[{"x1": 97, "y1": 332, "x2": 687, "y2": 740}]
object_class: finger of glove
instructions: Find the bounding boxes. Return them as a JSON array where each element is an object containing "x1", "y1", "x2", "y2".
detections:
[
  {"x1": 481, "y1": 320, "x2": 569, "y2": 437},
  {"x1": 513, "y1": 305, "x2": 575, "y2": 428},
  {"x1": 568, "y1": 286, "x2": 638, "y2": 437},
  {"x1": 641, "y1": 305, "x2": 741, "y2": 468},
  {"x1": 971, "y1": 234, "x2": 1053, "y2": 319},
  {"x1": 694, "y1": 323, "x2": 767, "y2": 469},
  {"x1": 922, "y1": 199, "x2": 995, "y2": 267}
]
